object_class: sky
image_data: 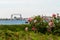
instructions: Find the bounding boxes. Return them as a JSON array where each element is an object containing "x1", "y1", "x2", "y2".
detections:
[{"x1": 0, "y1": 0, "x2": 60, "y2": 18}]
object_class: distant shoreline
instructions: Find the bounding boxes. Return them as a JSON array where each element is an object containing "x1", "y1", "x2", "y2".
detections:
[{"x1": 0, "y1": 18, "x2": 28, "y2": 20}]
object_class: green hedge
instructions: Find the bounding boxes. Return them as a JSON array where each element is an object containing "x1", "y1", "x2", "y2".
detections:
[{"x1": 0, "y1": 24, "x2": 31, "y2": 32}]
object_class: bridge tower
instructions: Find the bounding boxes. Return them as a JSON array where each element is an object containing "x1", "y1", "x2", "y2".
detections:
[{"x1": 11, "y1": 14, "x2": 22, "y2": 19}]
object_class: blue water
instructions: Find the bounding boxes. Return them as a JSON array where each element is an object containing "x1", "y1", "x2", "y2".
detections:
[{"x1": 0, "y1": 20, "x2": 27, "y2": 25}]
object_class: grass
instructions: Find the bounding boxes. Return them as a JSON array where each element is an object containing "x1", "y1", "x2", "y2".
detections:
[
  {"x1": 0, "y1": 25, "x2": 60, "y2": 40},
  {"x1": 0, "y1": 30, "x2": 60, "y2": 40}
]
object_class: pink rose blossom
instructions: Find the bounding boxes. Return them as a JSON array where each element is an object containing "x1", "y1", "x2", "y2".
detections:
[
  {"x1": 32, "y1": 27, "x2": 36, "y2": 31},
  {"x1": 48, "y1": 20, "x2": 54, "y2": 27},
  {"x1": 28, "y1": 18, "x2": 33, "y2": 22},
  {"x1": 52, "y1": 14, "x2": 56, "y2": 17}
]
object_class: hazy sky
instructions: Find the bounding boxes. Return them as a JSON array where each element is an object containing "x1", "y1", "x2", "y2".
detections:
[{"x1": 0, "y1": 0, "x2": 60, "y2": 18}]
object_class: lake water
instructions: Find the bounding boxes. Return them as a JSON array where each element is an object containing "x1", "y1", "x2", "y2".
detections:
[{"x1": 0, "y1": 20, "x2": 27, "y2": 25}]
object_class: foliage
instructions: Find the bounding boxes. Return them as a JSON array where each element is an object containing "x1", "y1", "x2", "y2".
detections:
[
  {"x1": 53, "y1": 18, "x2": 60, "y2": 35},
  {"x1": 29, "y1": 15, "x2": 60, "y2": 34},
  {"x1": 30, "y1": 15, "x2": 48, "y2": 33}
]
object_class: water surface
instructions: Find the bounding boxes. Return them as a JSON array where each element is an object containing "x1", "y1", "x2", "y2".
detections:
[{"x1": 0, "y1": 20, "x2": 26, "y2": 25}]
